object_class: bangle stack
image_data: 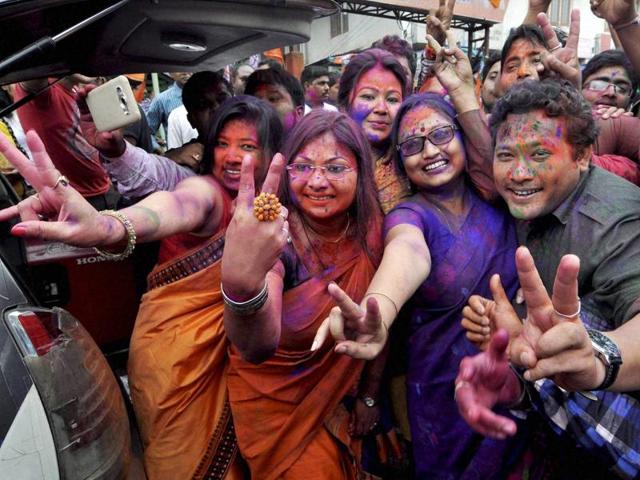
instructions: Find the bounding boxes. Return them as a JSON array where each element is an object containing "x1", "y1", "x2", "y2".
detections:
[
  {"x1": 93, "y1": 210, "x2": 136, "y2": 261},
  {"x1": 221, "y1": 281, "x2": 269, "y2": 316}
]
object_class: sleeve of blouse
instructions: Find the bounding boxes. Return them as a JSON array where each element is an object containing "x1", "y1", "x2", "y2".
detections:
[{"x1": 457, "y1": 109, "x2": 499, "y2": 202}]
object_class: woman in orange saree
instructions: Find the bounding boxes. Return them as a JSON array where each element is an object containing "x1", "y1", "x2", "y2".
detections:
[
  {"x1": 127, "y1": 97, "x2": 284, "y2": 479},
  {"x1": 221, "y1": 110, "x2": 383, "y2": 479},
  {"x1": 0, "y1": 95, "x2": 283, "y2": 480}
]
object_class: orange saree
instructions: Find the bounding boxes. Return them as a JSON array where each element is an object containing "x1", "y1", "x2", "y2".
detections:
[
  {"x1": 227, "y1": 233, "x2": 380, "y2": 480},
  {"x1": 128, "y1": 194, "x2": 245, "y2": 479}
]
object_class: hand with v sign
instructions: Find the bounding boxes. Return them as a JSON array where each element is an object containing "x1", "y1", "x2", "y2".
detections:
[{"x1": 221, "y1": 153, "x2": 288, "y2": 300}]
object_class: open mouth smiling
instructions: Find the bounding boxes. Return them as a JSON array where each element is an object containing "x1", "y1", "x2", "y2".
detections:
[
  {"x1": 423, "y1": 159, "x2": 448, "y2": 173},
  {"x1": 509, "y1": 187, "x2": 542, "y2": 197}
]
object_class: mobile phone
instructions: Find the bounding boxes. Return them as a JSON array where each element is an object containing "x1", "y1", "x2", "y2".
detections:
[{"x1": 86, "y1": 75, "x2": 141, "y2": 132}]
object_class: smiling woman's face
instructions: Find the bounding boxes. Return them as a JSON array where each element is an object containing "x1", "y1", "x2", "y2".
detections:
[
  {"x1": 287, "y1": 132, "x2": 358, "y2": 223},
  {"x1": 398, "y1": 105, "x2": 466, "y2": 191},
  {"x1": 348, "y1": 65, "x2": 402, "y2": 147},
  {"x1": 212, "y1": 119, "x2": 263, "y2": 193}
]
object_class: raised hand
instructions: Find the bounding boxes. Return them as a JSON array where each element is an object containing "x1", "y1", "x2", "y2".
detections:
[
  {"x1": 508, "y1": 247, "x2": 601, "y2": 391},
  {"x1": 427, "y1": 0, "x2": 456, "y2": 45},
  {"x1": 76, "y1": 85, "x2": 127, "y2": 157},
  {"x1": 0, "y1": 131, "x2": 116, "y2": 246},
  {"x1": 537, "y1": 10, "x2": 582, "y2": 88},
  {"x1": 590, "y1": 0, "x2": 637, "y2": 26},
  {"x1": 461, "y1": 274, "x2": 523, "y2": 350},
  {"x1": 220, "y1": 153, "x2": 288, "y2": 298},
  {"x1": 427, "y1": 31, "x2": 475, "y2": 99},
  {"x1": 311, "y1": 283, "x2": 388, "y2": 360},
  {"x1": 455, "y1": 330, "x2": 522, "y2": 439}
]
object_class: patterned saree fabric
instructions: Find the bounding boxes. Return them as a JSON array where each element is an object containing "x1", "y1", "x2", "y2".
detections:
[{"x1": 227, "y1": 233, "x2": 380, "y2": 480}]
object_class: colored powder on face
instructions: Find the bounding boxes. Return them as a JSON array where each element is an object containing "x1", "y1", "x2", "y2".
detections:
[
  {"x1": 348, "y1": 104, "x2": 372, "y2": 126},
  {"x1": 555, "y1": 125, "x2": 562, "y2": 138}
]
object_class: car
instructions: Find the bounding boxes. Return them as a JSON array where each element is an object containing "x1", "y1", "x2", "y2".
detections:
[{"x1": 0, "y1": 1, "x2": 337, "y2": 478}]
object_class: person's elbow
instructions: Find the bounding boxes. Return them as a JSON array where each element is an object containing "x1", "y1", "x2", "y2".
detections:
[{"x1": 240, "y1": 342, "x2": 278, "y2": 364}]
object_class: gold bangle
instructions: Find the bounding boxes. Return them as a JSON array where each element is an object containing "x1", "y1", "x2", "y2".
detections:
[{"x1": 93, "y1": 210, "x2": 137, "y2": 261}]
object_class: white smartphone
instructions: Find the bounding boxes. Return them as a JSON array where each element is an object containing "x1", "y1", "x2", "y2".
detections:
[{"x1": 86, "y1": 75, "x2": 141, "y2": 132}]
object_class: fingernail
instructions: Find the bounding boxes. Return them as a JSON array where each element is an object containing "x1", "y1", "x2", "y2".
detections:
[
  {"x1": 310, "y1": 340, "x2": 318, "y2": 351},
  {"x1": 11, "y1": 225, "x2": 26, "y2": 237},
  {"x1": 335, "y1": 345, "x2": 346, "y2": 354},
  {"x1": 523, "y1": 370, "x2": 531, "y2": 381}
]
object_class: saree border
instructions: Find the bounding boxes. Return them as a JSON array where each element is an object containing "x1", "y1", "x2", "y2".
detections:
[
  {"x1": 147, "y1": 234, "x2": 225, "y2": 290},
  {"x1": 193, "y1": 398, "x2": 241, "y2": 480}
]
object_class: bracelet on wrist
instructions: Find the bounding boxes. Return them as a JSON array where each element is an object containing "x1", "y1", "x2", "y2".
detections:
[
  {"x1": 612, "y1": 15, "x2": 640, "y2": 32},
  {"x1": 221, "y1": 281, "x2": 268, "y2": 316},
  {"x1": 93, "y1": 210, "x2": 136, "y2": 261}
]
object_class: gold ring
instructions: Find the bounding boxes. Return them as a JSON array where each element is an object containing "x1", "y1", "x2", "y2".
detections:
[
  {"x1": 253, "y1": 192, "x2": 282, "y2": 222},
  {"x1": 53, "y1": 175, "x2": 70, "y2": 190}
]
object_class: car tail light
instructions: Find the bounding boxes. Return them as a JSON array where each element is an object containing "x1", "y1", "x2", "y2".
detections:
[{"x1": 5, "y1": 307, "x2": 133, "y2": 479}]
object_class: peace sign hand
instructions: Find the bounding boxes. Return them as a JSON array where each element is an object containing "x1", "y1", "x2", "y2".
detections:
[
  {"x1": 221, "y1": 153, "x2": 288, "y2": 298},
  {"x1": 509, "y1": 247, "x2": 601, "y2": 391},
  {"x1": 537, "y1": 10, "x2": 582, "y2": 88},
  {"x1": 455, "y1": 330, "x2": 522, "y2": 439},
  {"x1": 311, "y1": 283, "x2": 388, "y2": 360},
  {"x1": 0, "y1": 131, "x2": 115, "y2": 247},
  {"x1": 427, "y1": 31, "x2": 475, "y2": 99},
  {"x1": 427, "y1": 0, "x2": 456, "y2": 45}
]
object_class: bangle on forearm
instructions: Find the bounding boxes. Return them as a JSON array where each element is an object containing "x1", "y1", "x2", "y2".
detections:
[
  {"x1": 612, "y1": 15, "x2": 640, "y2": 32},
  {"x1": 93, "y1": 210, "x2": 136, "y2": 261},
  {"x1": 221, "y1": 281, "x2": 268, "y2": 316},
  {"x1": 504, "y1": 365, "x2": 532, "y2": 410},
  {"x1": 364, "y1": 292, "x2": 399, "y2": 317}
]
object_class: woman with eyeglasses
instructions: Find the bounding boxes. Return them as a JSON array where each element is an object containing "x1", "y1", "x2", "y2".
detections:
[
  {"x1": 220, "y1": 110, "x2": 383, "y2": 479},
  {"x1": 313, "y1": 93, "x2": 522, "y2": 478}
]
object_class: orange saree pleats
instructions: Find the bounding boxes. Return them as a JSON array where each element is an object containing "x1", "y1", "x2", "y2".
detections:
[
  {"x1": 128, "y1": 231, "x2": 245, "y2": 480},
  {"x1": 227, "y1": 250, "x2": 378, "y2": 480}
]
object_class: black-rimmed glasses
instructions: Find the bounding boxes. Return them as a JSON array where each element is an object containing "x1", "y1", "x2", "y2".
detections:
[{"x1": 396, "y1": 125, "x2": 458, "y2": 157}]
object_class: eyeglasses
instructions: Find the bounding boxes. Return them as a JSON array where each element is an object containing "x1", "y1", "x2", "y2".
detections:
[
  {"x1": 285, "y1": 163, "x2": 354, "y2": 181},
  {"x1": 585, "y1": 79, "x2": 632, "y2": 96},
  {"x1": 396, "y1": 125, "x2": 458, "y2": 157}
]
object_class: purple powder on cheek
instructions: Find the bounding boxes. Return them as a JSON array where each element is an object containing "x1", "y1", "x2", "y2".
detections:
[
  {"x1": 349, "y1": 104, "x2": 373, "y2": 126},
  {"x1": 556, "y1": 125, "x2": 562, "y2": 138}
]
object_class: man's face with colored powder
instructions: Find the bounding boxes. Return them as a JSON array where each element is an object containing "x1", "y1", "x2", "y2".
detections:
[
  {"x1": 497, "y1": 39, "x2": 545, "y2": 97},
  {"x1": 493, "y1": 109, "x2": 589, "y2": 220}
]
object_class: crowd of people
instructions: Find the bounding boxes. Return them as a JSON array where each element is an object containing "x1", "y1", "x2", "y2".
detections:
[{"x1": 0, "y1": 0, "x2": 639, "y2": 478}]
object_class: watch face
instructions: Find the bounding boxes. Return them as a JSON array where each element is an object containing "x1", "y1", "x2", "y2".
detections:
[{"x1": 588, "y1": 329, "x2": 622, "y2": 364}]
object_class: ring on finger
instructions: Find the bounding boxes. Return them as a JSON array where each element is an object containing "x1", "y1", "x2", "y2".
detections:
[
  {"x1": 53, "y1": 175, "x2": 70, "y2": 190},
  {"x1": 454, "y1": 380, "x2": 469, "y2": 399},
  {"x1": 553, "y1": 298, "x2": 581, "y2": 319},
  {"x1": 253, "y1": 192, "x2": 282, "y2": 221},
  {"x1": 549, "y1": 44, "x2": 562, "y2": 52}
]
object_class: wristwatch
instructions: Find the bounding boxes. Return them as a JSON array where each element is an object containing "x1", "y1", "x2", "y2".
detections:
[
  {"x1": 361, "y1": 395, "x2": 377, "y2": 408},
  {"x1": 587, "y1": 329, "x2": 623, "y2": 390}
]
